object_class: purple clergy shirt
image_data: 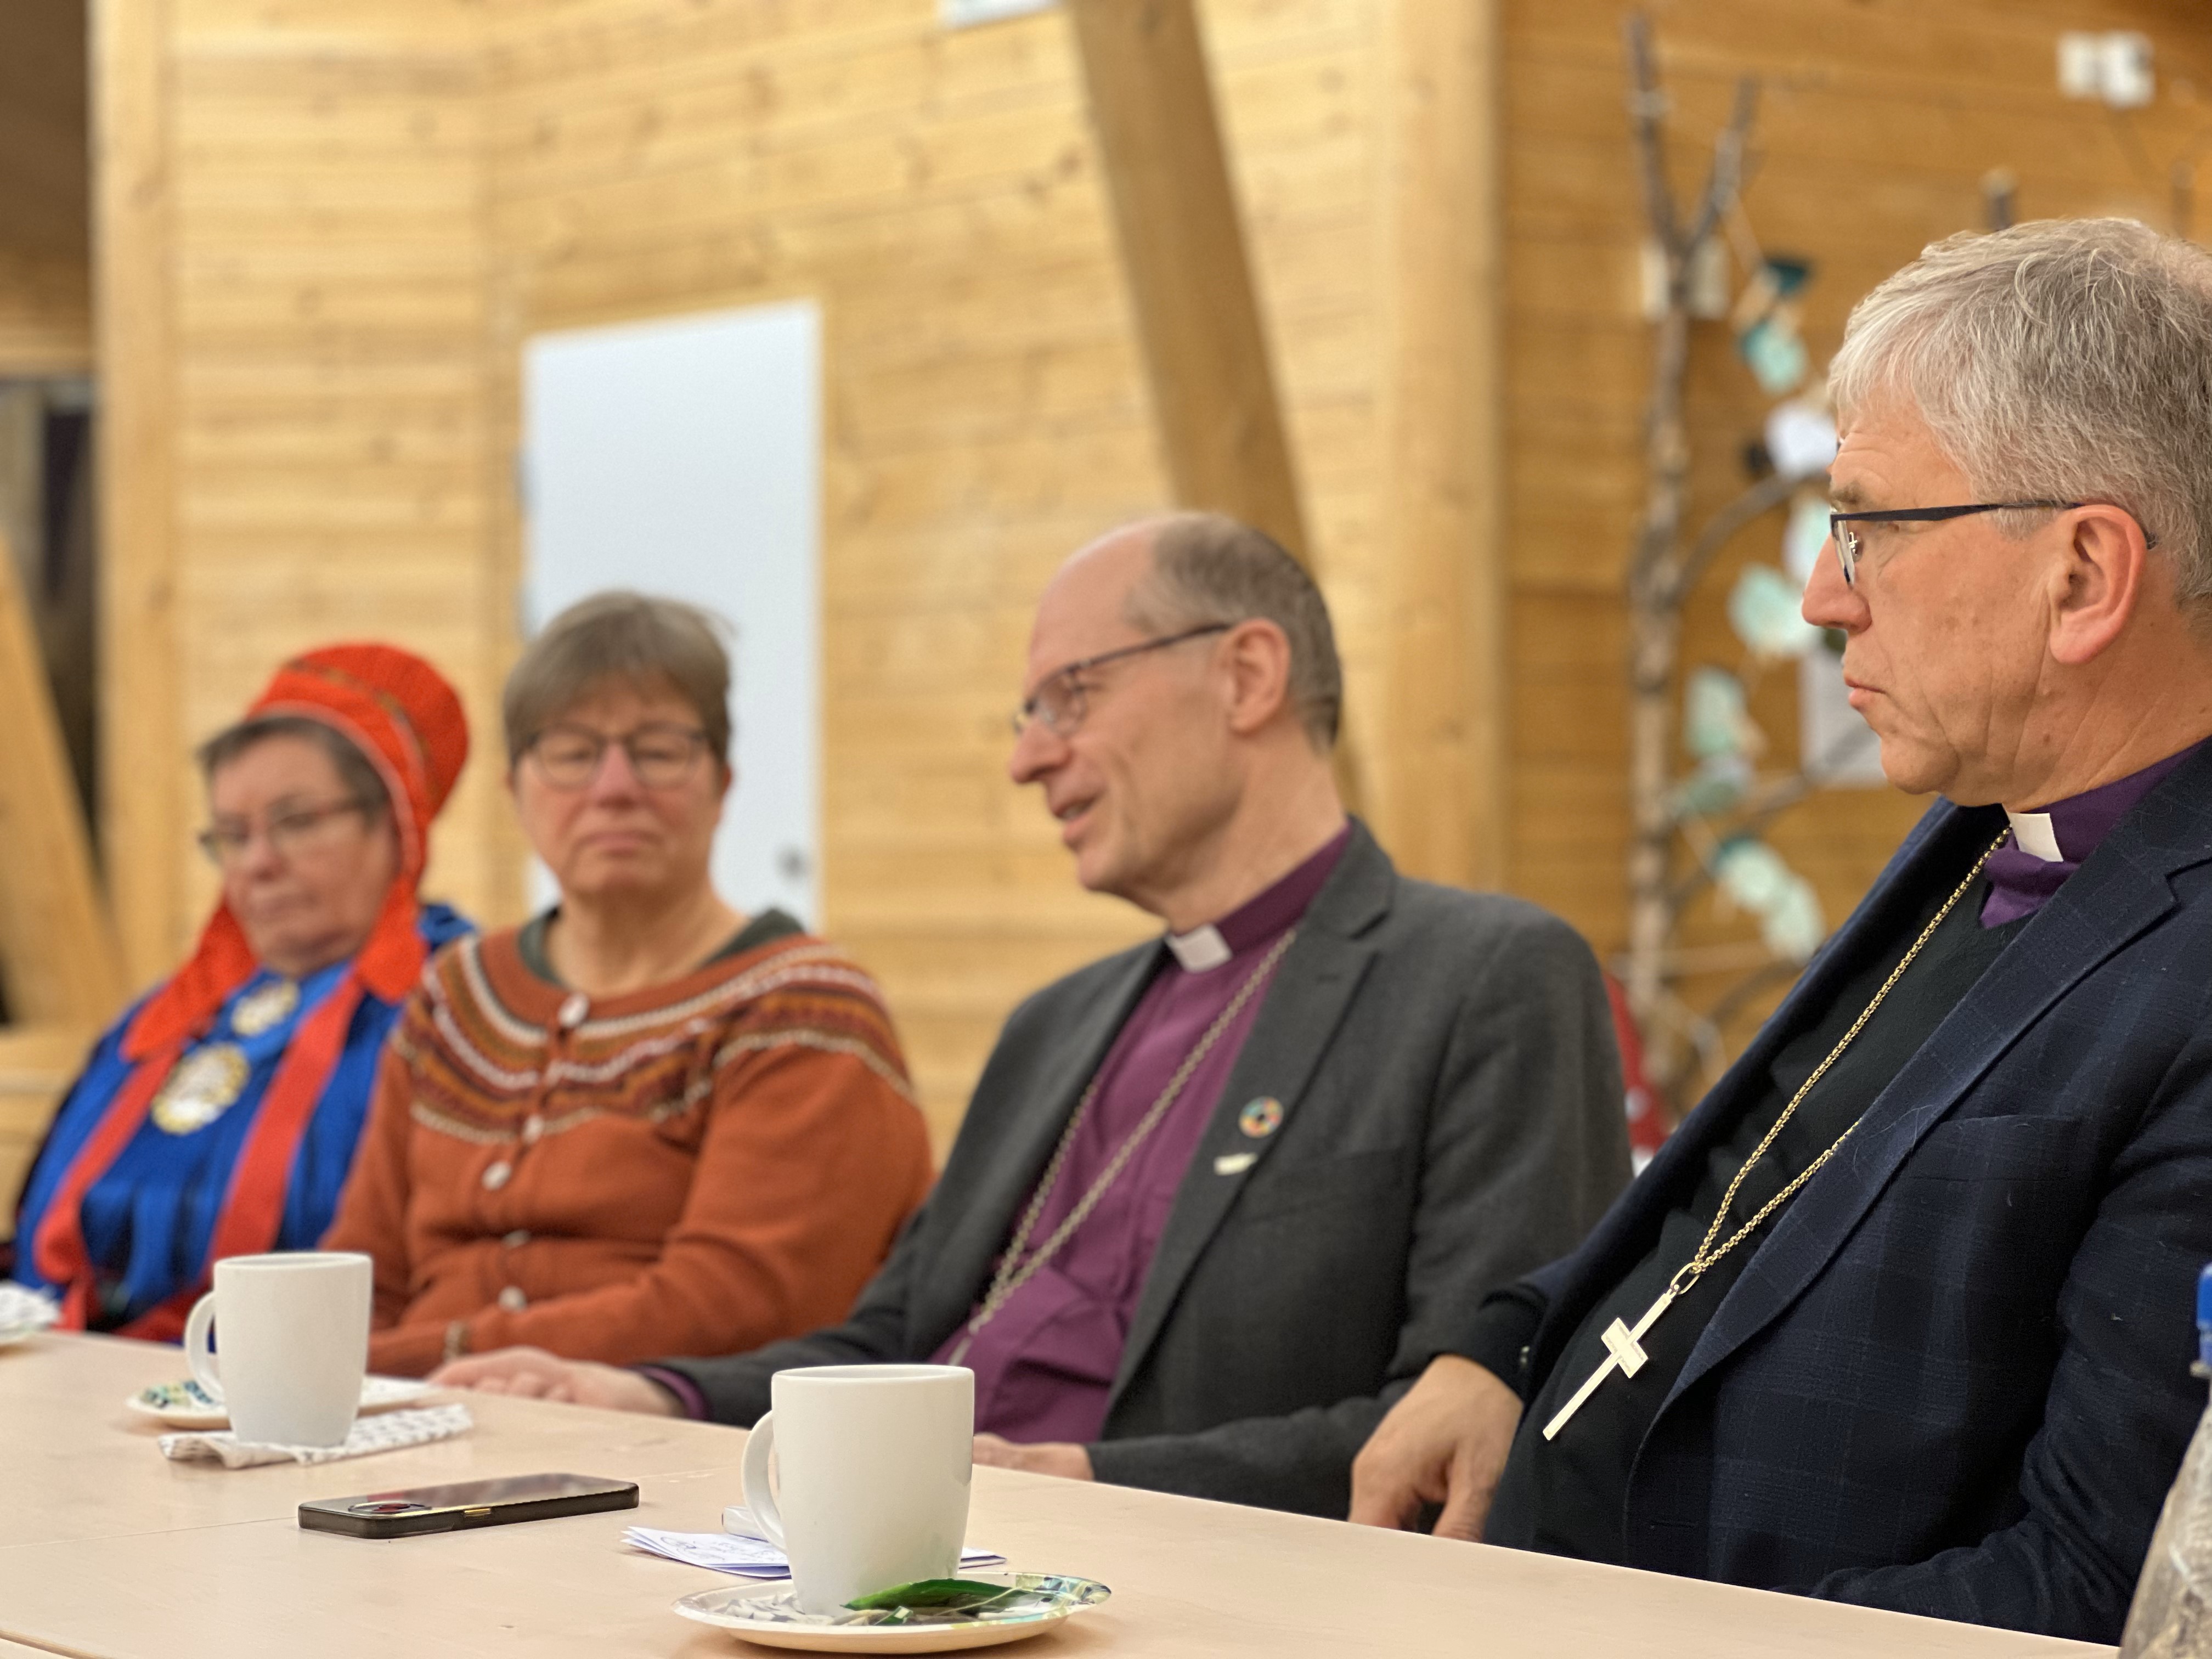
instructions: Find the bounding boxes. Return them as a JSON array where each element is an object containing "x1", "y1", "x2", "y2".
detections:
[
  {"x1": 938, "y1": 826, "x2": 1353, "y2": 1443},
  {"x1": 1980, "y1": 738, "x2": 2210, "y2": 927}
]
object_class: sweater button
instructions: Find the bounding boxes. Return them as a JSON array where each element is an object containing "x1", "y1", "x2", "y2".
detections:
[
  {"x1": 503, "y1": 1229, "x2": 530, "y2": 1249},
  {"x1": 498, "y1": 1286, "x2": 527, "y2": 1313},
  {"x1": 521, "y1": 1115, "x2": 544, "y2": 1146},
  {"x1": 557, "y1": 992, "x2": 589, "y2": 1030},
  {"x1": 482, "y1": 1160, "x2": 512, "y2": 1191}
]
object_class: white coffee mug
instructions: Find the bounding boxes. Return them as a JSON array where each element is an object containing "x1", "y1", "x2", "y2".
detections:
[
  {"x1": 740, "y1": 1364, "x2": 975, "y2": 1614},
  {"x1": 181, "y1": 1251, "x2": 372, "y2": 1447}
]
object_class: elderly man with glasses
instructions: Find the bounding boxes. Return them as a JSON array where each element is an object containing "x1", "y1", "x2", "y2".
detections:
[
  {"x1": 435, "y1": 510, "x2": 1630, "y2": 1518},
  {"x1": 1349, "y1": 218, "x2": 2212, "y2": 1644}
]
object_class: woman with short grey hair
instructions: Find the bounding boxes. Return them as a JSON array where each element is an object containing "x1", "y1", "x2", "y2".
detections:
[{"x1": 324, "y1": 591, "x2": 933, "y2": 1377}]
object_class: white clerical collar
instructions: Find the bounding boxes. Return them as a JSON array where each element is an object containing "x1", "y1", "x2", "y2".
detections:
[
  {"x1": 2005, "y1": 809, "x2": 2064, "y2": 864},
  {"x1": 1165, "y1": 923, "x2": 1233, "y2": 973}
]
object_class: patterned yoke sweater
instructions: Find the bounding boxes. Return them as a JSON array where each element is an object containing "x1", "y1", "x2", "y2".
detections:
[{"x1": 322, "y1": 921, "x2": 933, "y2": 1376}]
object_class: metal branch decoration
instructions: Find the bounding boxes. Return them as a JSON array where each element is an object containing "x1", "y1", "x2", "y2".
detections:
[{"x1": 1619, "y1": 15, "x2": 1859, "y2": 1105}]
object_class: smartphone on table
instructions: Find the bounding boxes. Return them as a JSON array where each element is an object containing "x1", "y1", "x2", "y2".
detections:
[{"x1": 299, "y1": 1472, "x2": 639, "y2": 1538}]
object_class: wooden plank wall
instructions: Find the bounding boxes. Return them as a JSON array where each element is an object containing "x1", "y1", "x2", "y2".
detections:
[
  {"x1": 1505, "y1": 0, "x2": 2212, "y2": 1080},
  {"x1": 101, "y1": 0, "x2": 518, "y2": 995},
  {"x1": 481, "y1": 0, "x2": 1392, "y2": 1147},
  {"x1": 82, "y1": 0, "x2": 2212, "y2": 1157}
]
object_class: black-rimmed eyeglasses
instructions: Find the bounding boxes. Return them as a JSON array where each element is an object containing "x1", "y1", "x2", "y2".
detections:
[
  {"x1": 1011, "y1": 624, "x2": 1232, "y2": 738},
  {"x1": 1828, "y1": 499, "x2": 2157, "y2": 588}
]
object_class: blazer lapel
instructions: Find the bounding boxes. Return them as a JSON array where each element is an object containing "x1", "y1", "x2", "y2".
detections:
[
  {"x1": 1527, "y1": 800, "x2": 1983, "y2": 1385},
  {"x1": 1104, "y1": 828, "x2": 1392, "y2": 1410},
  {"x1": 908, "y1": 945, "x2": 1160, "y2": 1344},
  {"x1": 1666, "y1": 765, "x2": 2212, "y2": 1409}
]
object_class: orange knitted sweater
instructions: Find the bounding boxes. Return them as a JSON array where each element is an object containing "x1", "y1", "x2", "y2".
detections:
[{"x1": 322, "y1": 921, "x2": 932, "y2": 1376}]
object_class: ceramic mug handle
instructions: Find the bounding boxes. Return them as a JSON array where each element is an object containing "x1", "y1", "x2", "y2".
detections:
[
  {"x1": 740, "y1": 1411, "x2": 784, "y2": 1547},
  {"x1": 181, "y1": 1291, "x2": 224, "y2": 1402}
]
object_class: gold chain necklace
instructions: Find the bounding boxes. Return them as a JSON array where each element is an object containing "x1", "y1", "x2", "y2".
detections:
[
  {"x1": 945, "y1": 928, "x2": 1297, "y2": 1367},
  {"x1": 1543, "y1": 832, "x2": 2007, "y2": 1440}
]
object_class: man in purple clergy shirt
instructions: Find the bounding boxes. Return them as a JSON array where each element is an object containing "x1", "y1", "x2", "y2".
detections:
[
  {"x1": 1350, "y1": 218, "x2": 2212, "y2": 1645},
  {"x1": 435, "y1": 510, "x2": 1632, "y2": 1516}
]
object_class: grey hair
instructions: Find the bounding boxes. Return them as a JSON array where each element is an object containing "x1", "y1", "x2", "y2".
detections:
[
  {"x1": 197, "y1": 715, "x2": 392, "y2": 817},
  {"x1": 503, "y1": 590, "x2": 733, "y2": 768},
  {"x1": 1124, "y1": 511, "x2": 1343, "y2": 748},
  {"x1": 1829, "y1": 217, "x2": 2212, "y2": 609}
]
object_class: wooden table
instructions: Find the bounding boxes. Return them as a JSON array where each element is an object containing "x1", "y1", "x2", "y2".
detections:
[{"x1": 0, "y1": 1333, "x2": 2114, "y2": 1658}]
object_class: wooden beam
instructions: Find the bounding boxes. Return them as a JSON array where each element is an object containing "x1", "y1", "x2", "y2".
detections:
[
  {"x1": 93, "y1": 0, "x2": 182, "y2": 989},
  {"x1": 1064, "y1": 0, "x2": 1307, "y2": 557},
  {"x1": 0, "y1": 526, "x2": 123, "y2": 1026},
  {"x1": 1064, "y1": 0, "x2": 1361, "y2": 808},
  {"x1": 1375, "y1": 0, "x2": 1509, "y2": 891}
]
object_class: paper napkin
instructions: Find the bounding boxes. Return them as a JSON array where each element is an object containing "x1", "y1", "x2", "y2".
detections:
[
  {"x1": 624, "y1": 1526, "x2": 1005, "y2": 1579},
  {"x1": 158, "y1": 1403, "x2": 474, "y2": 1468},
  {"x1": 0, "y1": 1282, "x2": 59, "y2": 1342}
]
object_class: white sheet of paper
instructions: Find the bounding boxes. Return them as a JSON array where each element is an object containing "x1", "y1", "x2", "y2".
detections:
[{"x1": 623, "y1": 1527, "x2": 1005, "y2": 1579}]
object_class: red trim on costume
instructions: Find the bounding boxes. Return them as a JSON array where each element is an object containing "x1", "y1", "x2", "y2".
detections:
[
  {"x1": 206, "y1": 981, "x2": 362, "y2": 1263},
  {"x1": 30, "y1": 1037, "x2": 184, "y2": 1329},
  {"x1": 118, "y1": 979, "x2": 370, "y2": 1342},
  {"x1": 40, "y1": 640, "x2": 465, "y2": 1333}
]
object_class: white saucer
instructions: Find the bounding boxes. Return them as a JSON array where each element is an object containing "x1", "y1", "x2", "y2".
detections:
[
  {"x1": 125, "y1": 1375, "x2": 436, "y2": 1429},
  {"x1": 672, "y1": 1573, "x2": 1110, "y2": 1653}
]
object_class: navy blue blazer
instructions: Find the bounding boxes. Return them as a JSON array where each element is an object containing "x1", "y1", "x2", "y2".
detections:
[{"x1": 1505, "y1": 746, "x2": 2212, "y2": 1643}]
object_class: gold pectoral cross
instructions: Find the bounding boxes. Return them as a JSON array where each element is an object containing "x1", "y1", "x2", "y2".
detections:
[{"x1": 1542, "y1": 1285, "x2": 1679, "y2": 1441}]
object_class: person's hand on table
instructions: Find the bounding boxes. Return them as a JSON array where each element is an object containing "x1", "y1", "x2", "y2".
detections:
[
  {"x1": 972, "y1": 1432, "x2": 1093, "y2": 1481},
  {"x1": 1349, "y1": 1353, "x2": 1523, "y2": 1541},
  {"x1": 429, "y1": 1345, "x2": 680, "y2": 1415}
]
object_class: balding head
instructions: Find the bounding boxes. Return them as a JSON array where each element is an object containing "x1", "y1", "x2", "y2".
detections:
[{"x1": 1010, "y1": 515, "x2": 1347, "y2": 928}]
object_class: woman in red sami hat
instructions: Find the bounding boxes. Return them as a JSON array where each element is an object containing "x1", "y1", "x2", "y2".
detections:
[{"x1": 5, "y1": 643, "x2": 473, "y2": 1338}]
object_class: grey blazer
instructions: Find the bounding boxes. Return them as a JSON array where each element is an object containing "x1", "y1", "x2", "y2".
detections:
[{"x1": 657, "y1": 821, "x2": 1630, "y2": 1516}]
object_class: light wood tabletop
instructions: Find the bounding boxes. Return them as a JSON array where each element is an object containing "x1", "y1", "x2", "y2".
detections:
[{"x1": 0, "y1": 1333, "x2": 2115, "y2": 1658}]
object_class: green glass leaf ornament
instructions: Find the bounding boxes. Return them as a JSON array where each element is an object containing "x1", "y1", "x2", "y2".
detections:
[
  {"x1": 1762, "y1": 255, "x2": 1815, "y2": 299},
  {"x1": 1741, "y1": 316, "x2": 1810, "y2": 396},
  {"x1": 1783, "y1": 492, "x2": 1831, "y2": 584},
  {"x1": 1728, "y1": 565, "x2": 1822, "y2": 661},
  {"x1": 1713, "y1": 838, "x2": 1791, "y2": 912},
  {"x1": 1672, "y1": 754, "x2": 1752, "y2": 818},
  {"x1": 1684, "y1": 668, "x2": 1762, "y2": 761},
  {"x1": 1761, "y1": 874, "x2": 1827, "y2": 963},
  {"x1": 1713, "y1": 840, "x2": 1827, "y2": 962}
]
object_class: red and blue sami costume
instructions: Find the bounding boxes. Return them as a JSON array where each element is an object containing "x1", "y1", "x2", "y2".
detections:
[{"x1": 8, "y1": 643, "x2": 471, "y2": 1339}]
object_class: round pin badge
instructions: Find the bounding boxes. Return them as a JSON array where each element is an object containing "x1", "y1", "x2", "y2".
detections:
[{"x1": 1237, "y1": 1097, "x2": 1284, "y2": 1139}]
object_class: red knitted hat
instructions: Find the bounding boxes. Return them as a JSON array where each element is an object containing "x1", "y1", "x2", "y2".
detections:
[{"x1": 121, "y1": 643, "x2": 470, "y2": 1058}]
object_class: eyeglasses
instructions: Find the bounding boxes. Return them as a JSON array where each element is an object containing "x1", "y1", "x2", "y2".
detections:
[
  {"x1": 524, "y1": 723, "x2": 712, "y2": 791},
  {"x1": 198, "y1": 798, "x2": 375, "y2": 867},
  {"x1": 1826, "y1": 499, "x2": 2148, "y2": 588},
  {"x1": 1010, "y1": 624, "x2": 1232, "y2": 739}
]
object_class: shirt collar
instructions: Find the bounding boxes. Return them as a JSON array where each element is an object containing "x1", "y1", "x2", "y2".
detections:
[
  {"x1": 2006, "y1": 739, "x2": 2206, "y2": 865},
  {"x1": 1982, "y1": 736, "x2": 2209, "y2": 927},
  {"x1": 1164, "y1": 824, "x2": 1352, "y2": 973}
]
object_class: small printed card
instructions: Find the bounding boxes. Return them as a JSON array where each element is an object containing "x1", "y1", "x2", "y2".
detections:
[
  {"x1": 158, "y1": 1403, "x2": 474, "y2": 1469},
  {"x1": 624, "y1": 1526, "x2": 1005, "y2": 1580}
]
